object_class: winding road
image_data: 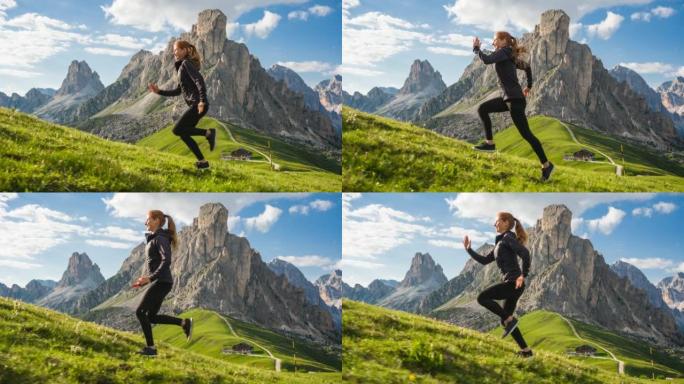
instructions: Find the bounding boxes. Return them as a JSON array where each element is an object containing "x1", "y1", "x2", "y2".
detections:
[
  {"x1": 217, "y1": 313, "x2": 282, "y2": 372},
  {"x1": 558, "y1": 314, "x2": 625, "y2": 375},
  {"x1": 215, "y1": 120, "x2": 280, "y2": 170},
  {"x1": 559, "y1": 121, "x2": 623, "y2": 176}
]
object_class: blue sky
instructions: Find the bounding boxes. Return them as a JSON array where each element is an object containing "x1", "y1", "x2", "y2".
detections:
[
  {"x1": 0, "y1": 193, "x2": 341, "y2": 287},
  {"x1": 0, "y1": 0, "x2": 341, "y2": 95},
  {"x1": 343, "y1": 0, "x2": 684, "y2": 94},
  {"x1": 342, "y1": 193, "x2": 683, "y2": 287}
]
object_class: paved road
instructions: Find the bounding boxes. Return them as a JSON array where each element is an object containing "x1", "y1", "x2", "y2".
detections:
[
  {"x1": 558, "y1": 314, "x2": 625, "y2": 375},
  {"x1": 215, "y1": 120, "x2": 280, "y2": 170},
  {"x1": 560, "y1": 121, "x2": 623, "y2": 176}
]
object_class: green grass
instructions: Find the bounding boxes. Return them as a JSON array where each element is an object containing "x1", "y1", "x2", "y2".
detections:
[
  {"x1": 343, "y1": 300, "x2": 677, "y2": 383},
  {"x1": 494, "y1": 116, "x2": 684, "y2": 177},
  {"x1": 155, "y1": 308, "x2": 340, "y2": 373},
  {"x1": 138, "y1": 117, "x2": 341, "y2": 174},
  {"x1": 0, "y1": 297, "x2": 342, "y2": 384},
  {"x1": 342, "y1": 107, "x2": 684, "y2": 192},
  {"x1": 0, "y1": 107, "x2": 340, "y2": 191},
  {"x1": 489, "y1": 311, "x2": 684, "y2": 380}
]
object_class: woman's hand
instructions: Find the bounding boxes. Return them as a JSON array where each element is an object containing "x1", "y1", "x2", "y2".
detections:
[
  {"x1": 523, "y1": 87, "x2": 531, "y2": 98},
  {"x1": 463, "y1": 235, "x2": 471, "y2": 250},
  {"x1": 148, "y1": 83, "x2": 159, "y2": 94},
  {"x1": 473, "y1": 37, "x2": 481, "y2": 50},
  {"x1": 133, "y1": 276, "x2": 151, "y2": 288},
  {"x1": 515, "y1": 275, "x2": 525, "y2": 289},
  {"x1": 198, "y1": 101, "x2": 205, "y2": 114}
]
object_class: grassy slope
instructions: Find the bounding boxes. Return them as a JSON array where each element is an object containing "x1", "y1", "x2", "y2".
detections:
[
  {"x1": 0, "y1": 297, "x2": 341, "y2": 384},
  {"x1": 155, "y1": 308, "x2": 340, "y2": 372},
  {"x1": 342, "y1": 107, "x2": 684, "y2": 192},
  {"x1": 494, "y1": 116, "x2": 684, "y2": 177},
  {"x1": 138, "y1": 117, "x2": 341, "y2": 174},
  {"x1": 0, "y1": 107, "x2": 340, "y2": 191},
  {"x1": 343, "y1": 300, "x2": 675, "y2": 383},
  {"x1": 489, "y1": 311, "x2": 684, "y2": 380}
]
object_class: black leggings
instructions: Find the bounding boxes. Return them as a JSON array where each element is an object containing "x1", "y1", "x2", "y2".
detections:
[
  {"x1": 477, "y1": 281, "x2": 528, "y2": 349},
  {"x1": 477, "y1": 97, "x2": 548, "y2": 164},
  {"x1": 136, "y1": 281, "x2": 182, "y2": 347},
  {"x1": 173, "y1": 105, "x2": 208, "y2": 161}
]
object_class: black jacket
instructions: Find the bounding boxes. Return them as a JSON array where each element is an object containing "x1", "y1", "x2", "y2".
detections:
[
  {"x1": 158, "y1": 59, "x2": 208, "y2": 107},
  {"x1": 144, "y1": 229, "x2": 173, "y2": 283},
  {"x1": 473, "y1": 46, "x2": 532, "y2": 101},
  {"x1": 467, "y1": 231, "x2": 530, "y2": 282}
]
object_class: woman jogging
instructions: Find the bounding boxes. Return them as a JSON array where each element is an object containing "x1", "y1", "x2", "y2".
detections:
[
  {"x1": 148, "y1": 40, "x2": 216, "y2": 170},
  {"x1": 133, "y1": 209, "x2": 193, "y2": 356},
  {"x1": 463, "y1": 211, "x2": 533, "y2": 358},
  {"x1": 472, "y1": 32, "x2": 554, "y2": 181}
]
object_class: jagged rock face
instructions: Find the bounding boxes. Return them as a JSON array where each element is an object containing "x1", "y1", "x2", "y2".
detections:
[
  {"x1": 0, "y1": 88, "x2": 54, "y2": 113},
  {"x1": 268, "y1": 258, "x2": 321, "y2": 306},
  {"x1": 416, "y1": 9, "x2": 678, "y2": 149},
  {"x1": 342, "y1": 279, "x2": 397, "y2": 303},
  {"x1": 267, "y1": 64, "x2": 322, "y2": 112},
  {"x1": 315, "y1": 269, "x2": 342, "y2": 309},
  {"x1": 610, "y1": 65, "x2": 664, "y2": 113},
  {"x1": 420, "y1": 204, "x2": 682, "y2": 346},
  {"x1": 37, "y1": 252, "x2": 105, "y2": 313},
  {"x1": 315, "y1": 75, "x2": 343, "y2": 133},
  {"x1": 342, "y1": 87, "x2": 395, "y2": 112},
  {"x1": 34, "y1": 61, "x2": 104, "y2": 122},
  {"x1": 659, "y1": 273, "x2": 684, "y2": 311},
  {"x1": 82, "y1": 203, "x2": 338, "y2": 343},
  {"x1": 611, "y1": 260, "x2": 667, "y2": 309},
  {"x1": 659, "y1": 77, "x2": 684, "y2": 116},
  {"x1": 0, "y1": 279, "x2": 57, "y2": 303},
  {"x1": 71, "y1": 9, "x2": 339, "y2": 150},
  {"x1": 376, "y1": 253, "x2": 448, "y2": 312}
]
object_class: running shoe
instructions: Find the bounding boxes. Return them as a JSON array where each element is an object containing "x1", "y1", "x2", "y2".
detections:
[
  {"x1": 541, "y1": 162, "x2": 555, "y2": 182},
  {"x1": 473, "y1": 142, "x2": 496, "y2": 152}
]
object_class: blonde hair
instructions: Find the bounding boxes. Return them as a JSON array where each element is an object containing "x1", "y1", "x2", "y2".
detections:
[
  {"x1": 149, "y1": 210, "x2": 178, "y2": 249},
  {"x1": 498, "y1": 211, "x2": 527, "y2": 245},
  {"x1": 174, "y1": 40, "x2": 201, "y2": 69},
  {"x1": 495, "y1": 31, "x2": 527, "y2": 64}
]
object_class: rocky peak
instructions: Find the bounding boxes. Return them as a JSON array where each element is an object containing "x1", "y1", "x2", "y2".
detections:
[
  {"x1": 538, "y1": 204, "x2": 572, "y2": 248},
  {"x1": 399, "y1": 59, "x2": 446, "y2": 95},
  {"x1": 57, "y1": 252, "x2": 104, "y2": 288},
  {"x1": 191, "y1": 9, "x2": 227, "y2": 61},
  {"x1": 55, "y1": 60, "x2": 104, "y2": 97},
  {"x1": 195, "y1": 203, "x2": 228, "y2": 249},
  {"x1": 658, "y1": 273, "x2": 684, "y2": 311},
  {"x1": 400, "y1": 252, "x2": 447, "y2": 288}
]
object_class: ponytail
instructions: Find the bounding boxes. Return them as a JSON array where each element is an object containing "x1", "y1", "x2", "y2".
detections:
[
  {"x1": 513, "y1": 217, "x2": 527, "y2": 245},
  {"x1": 495, "y1": 31, "x2": 527, "y2": 63},
  {"x1": 165, "y1": 215, "x2": 178, "y2": 250}
]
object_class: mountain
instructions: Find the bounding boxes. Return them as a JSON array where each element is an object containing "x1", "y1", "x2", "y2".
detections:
[
  {"x1": 267, "y1": 258, "x2": 323, "y2": 306},
  {"x1": 374, "y1": 59, "x2": 447, "y2": 121},
  {"x1": 415, "y1": 9, "x2": 678, "y2": 149},
  {"x1": 267, "y1": 64, "x2": 322, "y2": 112},
  {"x1": 315, "y1": 75, "x2": 342, "y2": 133},
  {"x1": 33, "y1": 60, "x2": 104, "y2": 121},
  {"x1": 341, "y1": 279, "x2": 398, "y2": 303},
  {"x1": 376, "y1": 252, "x2": 448, "y2": 311},
  {"x1": 420, "y1": 204, "x2": 681, "y2": 346},
  {"x1": 79, "y1": 202, "x2": 338, "y2": 344},
  {"x1": 658, "y1": 273, "x2": 684, "y2": 312},
  {"x1": 315, "y1": 269, "x2": 342, "y2": 309},
  {"x1": 609, "y1": 65, "x2": 665, "y2": 113},
  {"x1": 67, "y1": 9, "x2": 339, "y2": 150},
  {"x1": 341, "y1": 60, "x2": 445, "y2": 121},
  {"x1": 658, "y1": 77, "x2": 684, "y2": 116},
  {"x1": 0, "y1": 87, "x2": 55, "y2": 112},
  {"x1": 0, "y1": 279, "x2": 57, "y2": 302},
  {"x1": 36, "y1": 252, "x2": 105, "y2": 313}
]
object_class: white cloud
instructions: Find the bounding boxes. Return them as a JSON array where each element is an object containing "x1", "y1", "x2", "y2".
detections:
[
  {"x1": 226, "y1": 21, "x2": 240, "y2": 38},
  {"x1": 276, "y1": 60, "x2": 334, "y2": 73},
  {"x1": 276, "y1": 255, "x2": 335, "y2": 268},
  {"x1": 102, "y1": 193, "x2": 303, "y2": 225},
  {"x1": 632, "y1": 207, "x2": 653, "y2": 217},
  {"x1": 288, "y1": 10, "x2": 308, "y2": 21},
  {"x1": 426, "y1": 46, "x2": 472, "y2": 56},
  {"x1": 619, "y1": 61, "x2": 684, "y2": 78},
  {"x1": 0, "y1": 67, "x2": 41, "y2": 78},
  {"x1": 3, "y1": 12, "x2": 76, "y2": 30},
  {"x1": 620, "y1": 257, "x2": 673, "y2": 269},
  {"x1": 244, "y1": 204, "x2": 283, "y2": 233},
  {"x1": 100, "y1": 0, "x2": 307, "y2": 32},
  {"x1": 85, "y1": 239, "x2": 135, "y2": 249},
  {"x1": 442, "y1": 0, "x2": 647, "y2": 32},
  {"x1": 569, "y1": 22, "x2": 583, "y2": 38},
  {"x1": 653, "y1": 201, "x2": 677, "y2": 214},
  {"x1": 0, "y1": 259, "x2": 42, "y2": 270},
  {"x1": 289, "y1": 205, "x2": 310, "y2": 215},
  {"x1": 243, "y1": 10, "x2": 281, "y2": 39},
  {"x1": 227, "y1": 215, "x2": 241, "y2": 231},
  {"x1": 632, "y1": 6, "x2": 675, "y2": 21},
  {"x1": 338, "y1": 64, "x2": 384, "y2": 77},
  {"x1": 94, "y1": 226, "x2": 142, "y2": 242},
  {"x1": 309, "y1": 5, "x2": 333, "y2": 17},
  {"x1": 84, "y1": 47, "x2": 134, "y2": 56},
  {"x1": 586, "y1": 207, "x2": 626, "y2": 235},
  {"x1": 444, "y1": 193, "x2": 652, "y2": 227},
  {"x1": 586, "y1": 11, "x2": 624, "y2": 40},
  {"x1": 428, "y1": 239, "x2": 463, "y2": 249},
  {"x1": 289, "y1": 199, "x2": 334, "y2": 215}
]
